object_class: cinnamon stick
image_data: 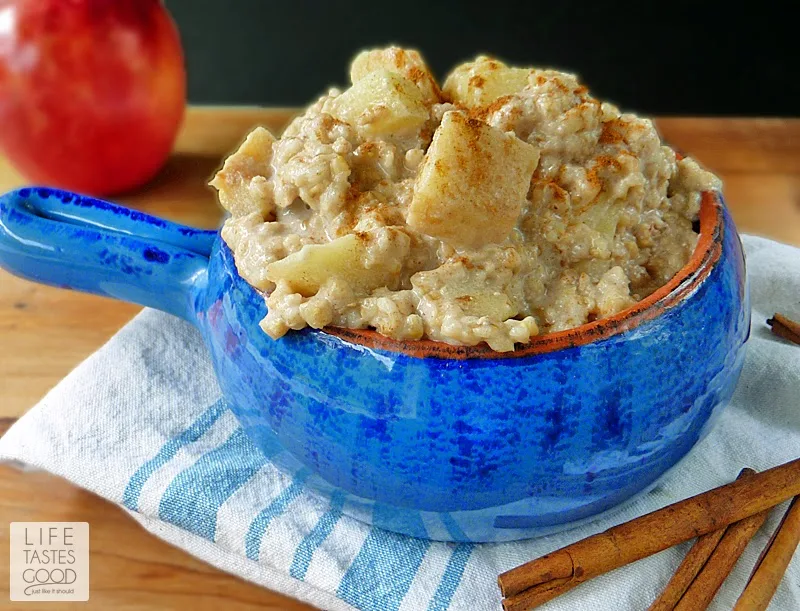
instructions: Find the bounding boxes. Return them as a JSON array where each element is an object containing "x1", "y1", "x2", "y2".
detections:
[
  {"x1": 501, "y1": 577, "x2": 573, "y2": 611},
  {"x1": 673, "y1": 503, "x2": 770, "y2": 610},
  {"x1": 648, "y1": 468, "x2": 755, "y2": 611},
  {"x1": 498, "y1": 457, "x2": 800, "y2": 607},
  {"x1": 734, "y1": 496, "x2": 800, "y2": 611},
  {"x1": 648, "y1": 531, "x2": 727, "y2": 611},
  {"x1": 766, "y1": 313, "x2": 800, "y2": 346}
]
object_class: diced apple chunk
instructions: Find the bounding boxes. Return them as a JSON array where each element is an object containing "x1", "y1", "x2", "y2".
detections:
[
  {"x1": 456, "y1": 291, "x2": 517, "y2": 319},
  {"x1": 443, "y1": 56, "x2": 531, "y2": 108},
  {"x1": 329, "y1": 70, "x2": 429, "y2": 137},
  {"x1": 210, "y1": 127, "x2": 276, "y2": 218},
  {"x1": 265, "y1": 234, "x2": 394, "y2": 297},
  {"x1": 413, "y1": 260, "x2": 518, "y2": 319},
  {"x1": 579, "y1": 198, "x2": 625, "y2": 241},
  {"x1": 407, "y1": 111, "x2": 539, "y2": 249},
  {"x1": 350, "y1": 47, "x2": 441, "y2": 104}
]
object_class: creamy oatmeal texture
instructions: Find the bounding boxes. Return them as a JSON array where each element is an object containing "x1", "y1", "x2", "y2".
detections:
[{"x1": 212, "y1": 47, "x2": 721, "y2": 352}]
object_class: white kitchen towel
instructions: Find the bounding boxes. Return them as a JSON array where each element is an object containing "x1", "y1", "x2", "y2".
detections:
[{"x1": 2, "y1": 234, "x2": 799, "y2": 611}]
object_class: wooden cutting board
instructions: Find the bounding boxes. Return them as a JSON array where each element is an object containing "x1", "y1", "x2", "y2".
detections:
[{"x1": 1, "y1": 109, "x2": 799, "y2": 609}]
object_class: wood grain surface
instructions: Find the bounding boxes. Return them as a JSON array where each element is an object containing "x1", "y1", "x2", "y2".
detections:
[{"x1": 1, "y1": 109, "x2": 798, "y2": 609}]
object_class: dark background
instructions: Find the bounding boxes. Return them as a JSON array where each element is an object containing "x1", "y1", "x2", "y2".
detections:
[{"x1": 165, "y1": 0, "x2": 796, "y2": 116}]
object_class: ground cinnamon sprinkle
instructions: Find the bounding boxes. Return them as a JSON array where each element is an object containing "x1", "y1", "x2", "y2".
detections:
[
  {"x1": 466, "y1": 117, "x2": 485, "y2": 133},
  {"x1": 594, "y1": 155, "x2": 623, "y2": 170},
  {"x1": 393, "y1": 49, "x2": 405, "y2": 69},
  {"x1": 536, "y1": 180, "x2": 569, "y2": 208},
  {"x1": 456, "y1": 256, "x2": 476, "y2": 269},
  {"x1": 470, "y1": 94, "x2": 514, "y2": 120},
  {"x1": 552, "y1": 78, "x2": 570, "y2": 94},
  {"x1": 344, "y1": 183, "x2": 360, "y2": 203},
  {"x1": 406, "y1": 65, "x2": 424, "y2": 81},
  {"x1": 582, "y1": 156, "x2": 622, "y2": 191},
  {"x1": 418, "y1": 124, "x2": 434, "y2": 144},
  {"x1": 406, "y1": 65, "x2": 435, "y2": 94},
  {"x1": 469, "y1": 74, "x2": 486, "y2": 88},
  {"x1": 585, "y1": 168, "x2": 603, "y2": 192},
  {"x1": 600, "y1": 119, "x2": 626, "y2": 144}
]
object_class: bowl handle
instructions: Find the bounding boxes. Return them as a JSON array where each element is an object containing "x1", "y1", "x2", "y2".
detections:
[{"x1": 0, "y1": 187, "x2": 216, "y2": 322}]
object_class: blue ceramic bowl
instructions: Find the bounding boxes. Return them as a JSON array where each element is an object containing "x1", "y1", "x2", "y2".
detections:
[{"x1": 0, "y1": 187, "x2": 749, "y2": 542}]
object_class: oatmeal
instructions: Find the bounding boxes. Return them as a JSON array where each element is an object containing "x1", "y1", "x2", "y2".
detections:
[{"x1": 212, "y1": 47, "x2": 720, "y2": 352}]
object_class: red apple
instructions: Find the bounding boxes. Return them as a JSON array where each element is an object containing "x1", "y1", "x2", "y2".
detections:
[{"x1": 0, "y1": 0, "x2": 186, "y2": 195}]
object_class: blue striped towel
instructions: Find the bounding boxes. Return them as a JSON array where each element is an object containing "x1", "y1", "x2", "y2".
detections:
[{"x1": 2, "y1": 235, "x2": 799, "y2": 610}]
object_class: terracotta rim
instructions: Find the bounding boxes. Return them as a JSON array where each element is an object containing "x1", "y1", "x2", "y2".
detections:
[{"x1": 322, "y1": 191, "x2": 724, "y2": 360}]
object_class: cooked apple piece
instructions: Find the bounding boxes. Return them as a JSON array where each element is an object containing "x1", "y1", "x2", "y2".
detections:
[
  {"x1": 443, "y1": 56, "x2": 531, "y2": 108},
  {"x1": 578, "y1": 197, "x2": 625, "y2": 241},
  {"x1": 210, "y1": 127, "x2": 276, "y2": 218},
  {"x1": 407, "y1": 111, "x2": 539, "y2": 249},
  {"x1": 329, "y1": 69, "x2": 429, "y2": 137},
  {"x1": 350, "y1": 47, "x2": 440, "y2": 104},
  {"x1": 266, "y1": 233, "x2": 394, "y2": 297},
  {"x1": 413, "y1": 261, "x2": 517, "y2": 319},
  {"x1": 455, "y1": 290, "x2": 517, "y2": 319}
]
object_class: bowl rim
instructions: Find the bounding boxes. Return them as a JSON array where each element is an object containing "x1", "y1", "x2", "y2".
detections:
[{"x1": 321, "y1": 190, "x2": 725, "y2": 360}]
